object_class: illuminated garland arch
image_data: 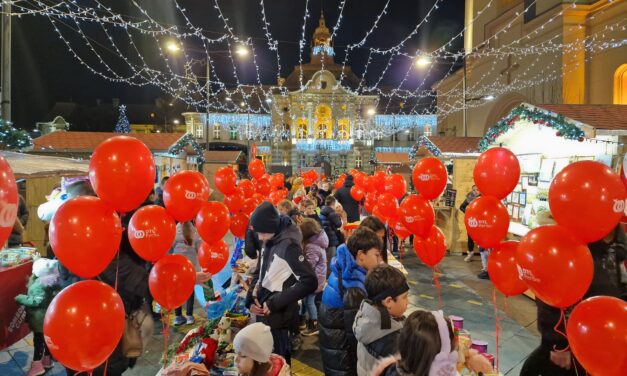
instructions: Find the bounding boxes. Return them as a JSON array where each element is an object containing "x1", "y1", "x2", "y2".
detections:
[
  {"x1": 408, "y1": 136, "x2": 442, "y2": 161},
  {"x1": 168, "y1": 133, "x2": 205, "y2": 163}
]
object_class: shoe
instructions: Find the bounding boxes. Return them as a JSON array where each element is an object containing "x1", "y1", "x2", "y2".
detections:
[
  {"x1": 464, "y1": 253, "x2": 474, "y2": 262},
  {"x1": 185, "y1": 315, "x2": 195, "y2": 325},
  {"x1": 298, "y1": 316, "x2": 307, "y2": 330},
  {"x1": 461, "y1": 252, "x2": 468, "y2": 256},
  {"x1": 302, "y1": 320, "x2": 319, "y2": 337},
  {"x1": 26, "y1": 361, "x2": 45, "y2": 376},
  {"x1": 173, "y1": 316, "x2": 187, "y2": 326},
  {"x1": 290, "y1": 334, "x2": 302, "y2": 352},
  {"x1": 41, "y1": 355, "x2": 53, "y2": 369},
  {"x1": 477, "y1": 270, "x2": 490, "y2": 280}
]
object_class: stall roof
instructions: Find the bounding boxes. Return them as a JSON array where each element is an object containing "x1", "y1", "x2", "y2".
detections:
[
  {"x1": 427, "y1": 136, "x2": 481, "y2": 153},
  {"x1": 2, "y1": 151, "x2": 89, "y2": 179},
  {"x1": 32, "y1": 131, "x2": 185, "y2": 152},
  {"x1": 376, "y1": 153, "x2": 409, "y2": 164},
  {"x1": 203, "y1": 150, "x2": 243, "y2": 164},
  {"x1": 536, "y1": 104, "x2": 627, "y2": 133}
]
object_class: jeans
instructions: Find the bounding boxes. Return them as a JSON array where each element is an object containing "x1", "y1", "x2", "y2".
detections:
[
  {"x1": 175, "y1": 293, "x2": 195, "y2": 316},
  {"x1": 480, "y1": 248, "x2": 489, "y2": 271},
  {"x1": 326, "y1": 246, "x2": 337, "y2": 277},
  {"x1": 299, "y1": 293, "x2": 318, "y2": 321}
]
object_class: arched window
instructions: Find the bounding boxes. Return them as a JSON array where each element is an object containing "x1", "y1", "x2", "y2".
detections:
[
  {"x1": 296, "y1": 118, "x2": 308, "y2": 139},
  {"x1": 338, "y1": 118, "x2": 350, "y2": 140},
  {"x1": 614, "y1": 64, "x2": 627, "y2": 105}
]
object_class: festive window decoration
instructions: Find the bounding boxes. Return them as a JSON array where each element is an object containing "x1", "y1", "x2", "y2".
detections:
[
  {"x1": 315, "y1": 104, "x2": 332, "y2": 139},
  {"x1": 338, "y1": 118, "x2": 350, "y2": 140},
  {"x1": 114, "y1": 105, "x2": 130, "y2": 133},
  {"x1": 479, "y1": 104, "x2": 586, "y2": 152},
  {"x1": 409, "y1": 136, "x2": 442, "y2": 161},
  {"x1": 296, "y1": 118, "x2": 308, "y2": 139},
  {"x1": 168, "y1": 133, "x2": 205, "y2": 164},
  {"x1": 373, "y1": 115, "x2": 437, "y2": 131},
  {"x1": 0, "y1": 119, "x2": 32, "y2": 150}
]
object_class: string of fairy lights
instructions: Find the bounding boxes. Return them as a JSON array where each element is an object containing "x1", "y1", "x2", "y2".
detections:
[{"x1": 2, "y1": 0, "x2": 625, "y2": 140}]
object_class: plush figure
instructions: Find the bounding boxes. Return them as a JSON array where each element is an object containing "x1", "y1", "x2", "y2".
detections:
[{"x1": 211, "y1": 316, "x2": 232, "y2": 345}]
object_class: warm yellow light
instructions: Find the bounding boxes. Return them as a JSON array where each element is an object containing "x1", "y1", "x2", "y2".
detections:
[
  {"x1": 166, "y1": 41, "x2": 181, "y2": 53},
  {"x1": 367, "y1": 108, "x2": 376, "y2": 116},
  {"x1": 173, "y1": 119, "x2": 180, "y2": 125},
  {"x1": 415, "y1": 55, "x2": 431, "y2": 68},
  {"x1": 235, "y1": 45, "x2": 249, "y2": 57}
]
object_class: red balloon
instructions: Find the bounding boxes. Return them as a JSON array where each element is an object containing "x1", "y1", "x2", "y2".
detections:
[
  {"x1": 241, "y1": 197, "x2": 258, "y2": 216},
  {"x1": 269, "y1": 173, "x2": 285, "y2": 189},
  {"x1": 50, "y1": 196, "x2": 122, "y2": 278},
  {"x1": 303, "y1": 177, "x2": 314, "y2": 187},
  {"x1": 373, "y1": 171, "x2": 387, "y2": 193},
  {"x1": 363, "y1": 175, "x2": 377, "y2": 193},
  {"x1": 230, "y1": 212, "x2": 250, "y2": 239},
  {"x1": 473, "y1": 147, "x2": 520, "y2": 199},
  {"x1": 238, "y1": 179, "x2": 255, "y2": 199},
  {"x1": 254, "y1": 177, "x2": 272, "y2": 196},
  {"x1": 354, "y1": 172, "x2": 367, "y2": 188},
  {"x1": 349, "y1": 169, "x2": 358, "y2": 176},
  {"x1": 413, "y1": 226, "x2": 446, "y2": 267},
  {"x1": 44, "y1": 280, "x2": 125, "y2": 372},
  {"x1": 378, "y1": 193, "x2": 399, "y2": 219},
  {"x1": 198, "y1": 240, "x2": 230, "y2": 274},
  {"x1": 372, "y1": 205, "x2": 388, "y2": 223},
  {"x1": 334, "y1": 174, "x2": 346, "y2": 190},
  {"x1": 464, "y1": 196, "x2": 509, "y2": 248},
  {"x1": 164, "y1": 171, "x2": 210, "y2": 222},
  {"x1": 128, "y1": 205, "x2": 176, "y2": 262},
  {"x1": 549, "y1": 161, "x2": 627, "y2": 243},
  {"x1": 385, "y1": 174, "x2": 407, "y2": 199},
  {"x1": 350, "y1": 185, "x2": 366, "y2": 201},
  {"x1": 269, "y1": 191, "x2": 283, "y2": 206},
  {"x1": 389, "y1": 218, "x2": 411, "y2": 240},
  {"x1": 215, "y1": 167, "x2": 238, "y2": 195},
  {"x1": 196, "y1": 201, "x2": 230, "y2": 244},
  {"x1": 309, "y1": 169, "x2": 319, "y2": 182},
  {"x1": 412, "y1": 157, "x2": 448, "y2": 200},
  {"x1": 399, "y1": 194, "x2": 435, "y2": 237},
  {"x1": 364, "y1": 192, "x2": 377, "y2": 213},
  {"x1": 0, "y1": 155, "x2": 18, "y2": 247},
  {"x1": 249, "y1": 159, "x2": 266, "y2": 180},
  {"x1": 149, "y1": 254, "x2": 196, "y2": 310},
  {"x1": 224, "y1": 188, "x2": 245, "y2": 213},
  {"x1": 516, "y1": 225, "x2": 593, "y2": 308},
  {"x1": 566, "y1": 296, "x2": 627, "y2": 376},
  {"x1": 488, "y1": 241, "x2": 527, "y2": 297},
  {"x1": 89, "y1": 136, "x2": 155, "y2": 213}
]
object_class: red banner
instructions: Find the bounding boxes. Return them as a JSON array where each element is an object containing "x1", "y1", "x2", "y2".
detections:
[{"x1": 0, "y1": 261, "x2": 32, "y2": 350}]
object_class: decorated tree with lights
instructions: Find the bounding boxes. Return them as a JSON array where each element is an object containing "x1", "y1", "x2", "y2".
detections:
[
  {"x1": 114, "y1": 104, "x2": 131, "y2": 133},
  {"x1": 0, "y1": 119, "x2": 32, "y2": 150}
]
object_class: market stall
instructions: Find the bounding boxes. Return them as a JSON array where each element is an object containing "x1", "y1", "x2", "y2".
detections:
[{"x1": 479, "y1": 103, "x2": 627, "y2": 238}]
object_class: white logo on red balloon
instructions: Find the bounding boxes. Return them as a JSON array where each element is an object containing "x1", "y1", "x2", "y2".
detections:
[
  {"x1": 467, "y1": 217, "x2": 489, "y2": 228},
  {"x1": 612, "y1": 199, "x2": 625, "y2": 214},
  {"x1": 185, "y1": 190, "x2": 201, "y2": 200},
  {"x1": 404, "y1": 215, "x2": 423, "y2": 224},
  {"x1": 0, "y1": 201, "x2": 17, "y2": 228},
  {"x1": 417, "y1": 173, "x2": 440, "y2": 182},
  {"x1": 517, "y1": 265, "x2": 540, "y2": 283},
  {"x1": 133, "y1": 228, "x2": 158, "y2": 239},
  {"x1": 211, "y1": 251, "x2": 225, "y2": 260}
]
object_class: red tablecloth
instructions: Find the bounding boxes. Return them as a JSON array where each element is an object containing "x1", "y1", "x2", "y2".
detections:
[{"x1": 0, "y1": 261, "x2": 32, "y2": 350}]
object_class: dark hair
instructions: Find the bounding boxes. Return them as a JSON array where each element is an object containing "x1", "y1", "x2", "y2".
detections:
[
  {"x1": 299, "y1": 218, "x2": 322, "y2": 242},
  {"x1": 365, "y1": 264, "x2": 407, "y2": 305},
  {"x1": 397, "y1": 310, "x2": 454, "y2": 375},
  {"x1": 161, "y1": 176, "x2": 169, "y2": 183},
  {"x1": 248, "y1": 360, "x2": 271, "y2": 376},
  {"x1": 346, "y1": 227, "x2": 382, "y2": 258},
  {"x1": 301, "y1": 198, "x2": 315, "y2": 208},
  {"x1": 360, "y1": 216, "x2": 386, "y2": 233},
  {"x1": 324, "y1": 195, "x2": 337, "y2": 207}
]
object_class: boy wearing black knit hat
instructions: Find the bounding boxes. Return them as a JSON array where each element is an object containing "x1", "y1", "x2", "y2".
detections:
[{"x1": 247, "y1": 201, "x2": 317, "y2": 364}]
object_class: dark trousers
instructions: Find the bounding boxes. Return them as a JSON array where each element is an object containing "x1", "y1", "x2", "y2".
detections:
[
  {"x1": 271, "y1": 328, "x2": 291, "y2": 365},
  {"x1": 33, "y1": 332, "x2": 48, "y2": 361},
  {"x1": 467, "y1": 235, "x2": 475, "y2": 253},
  {"x1": 520, "y1": 346, "x2": 584, "y2": 376},
  {"x1": 175, "y1": 293, "x2": 194, "y2": 316}
]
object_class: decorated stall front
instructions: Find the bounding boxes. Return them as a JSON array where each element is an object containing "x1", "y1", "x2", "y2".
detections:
[{"x1": 480, "y1": 103, "x2": 626, "y2": 237}]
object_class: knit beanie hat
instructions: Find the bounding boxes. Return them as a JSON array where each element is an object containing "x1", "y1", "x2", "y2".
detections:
[
  {"x1": 233, "y1": 323, "x2": 274, "y2": 363},
  {"x1": 250, "y1": 201, "x2": 280, "y2": 234}
]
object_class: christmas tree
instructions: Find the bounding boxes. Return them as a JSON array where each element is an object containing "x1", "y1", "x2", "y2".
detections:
[
  {"x1": 0, "y1": 119, "x2": 32, "y2": 150},
  {"x1": 114, "y1": 104, "x2": 131, "y2": 133}
]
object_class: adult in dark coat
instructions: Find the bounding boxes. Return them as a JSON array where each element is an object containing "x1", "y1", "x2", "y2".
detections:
[{"x1": 334, "y1": 175, "x2": 360, "y2": 223}]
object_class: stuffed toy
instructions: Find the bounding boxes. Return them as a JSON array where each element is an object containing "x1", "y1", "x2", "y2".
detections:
[{"x1": 210, "y1": 316, "x2": 232, "y2": 345}]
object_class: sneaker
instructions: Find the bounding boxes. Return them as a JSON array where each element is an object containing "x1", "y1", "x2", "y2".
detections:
[
  {"x1": 173, "y1": 315, "x2": 187, "y2": 326},
  {"x1": 477, "y1": 270, "x2": 490, "y2": 280},
  {"x1": 298, "y1": 316, "x2": 307, "y2": 330},
  {"x1": 26, "y1": 361, "x2": 45, "y2": 376},
  {"x1": 185, "y1": 315, "x2": 195, "y2": 325},
  {"x1": 302, "y1": 320, "x2": 319, "y2": 337},
  {"x1": 464, "y1": 253, "x2": 474, "y2": 262},
  {"x1": 41, "y1": 355, "x2": 53, "y2": 369}
]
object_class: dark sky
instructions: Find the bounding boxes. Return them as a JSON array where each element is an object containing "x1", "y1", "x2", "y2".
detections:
[{"x1": 10, "y1": 0, "x2": 464, "y2": 129}]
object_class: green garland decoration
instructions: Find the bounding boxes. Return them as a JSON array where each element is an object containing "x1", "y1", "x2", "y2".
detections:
[
  {"x1": 168, "y1": 133, "x2": 206, "y2": 163},
  {"x1": 0, "y1": 119, "x2": 32, "y2": 150},
  {"x1": 409, "y1": 136, "x2": 442, "y2": 161},
  {"x1": 479, "y1": 105, "x2": 585, "y2": 152}
]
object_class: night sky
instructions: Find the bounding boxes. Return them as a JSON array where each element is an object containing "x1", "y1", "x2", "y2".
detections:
[{"x1": 10, "y1": 0, "x2": 464, "y2": 130}]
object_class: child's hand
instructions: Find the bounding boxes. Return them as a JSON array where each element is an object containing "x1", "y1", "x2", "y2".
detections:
[
  {"x1": 465, "y1": 349, "x2": 494, "y2": 374},
  {"x1": 196, "y1": 272, "x2": 212, "y2": 284},
  {"x1": 550, "y1": 351, "x2": 572, "y2": 370}
]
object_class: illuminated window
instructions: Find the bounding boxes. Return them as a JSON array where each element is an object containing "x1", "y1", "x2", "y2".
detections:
[
  {"x1": 296, "y1": 118, "x2": 308, "y2": 139},
  {"x1": 338, "y1": 118, "x2": 350, "y2": 140},
  {"x1": 355, "y1": 155, "x2": 362, "y2": 169},
  {"x1": 213, "y1": 124, "x2": 221, "y2": 139},
  {"x1": 614, "y1": 64, "x2": 627, "y2": 105},
  {"x1": 195, "y1": 125, "x2": 204, "y2": 139},
  {"x1": 229, "y1": 126, "x2": 238, "y2": 140},
  {"x1": 299, "y1": 154, "x2": 307, "y2": 168},
  {"x1": 339, "y1": 155, "x2": 347, "y2": 169}
]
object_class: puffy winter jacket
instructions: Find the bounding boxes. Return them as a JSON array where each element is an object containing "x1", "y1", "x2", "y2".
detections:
[
  {"x1": 15, "y1": 273, "x2": 59, "y2": 332},
  {"x1": 334, "y1": 176, "x2": 360, "y2": 223},
  {"x1": 248, "y1": 216, "x2": 318, "y2": 329},
  {"x1": 304, "y1": 230, "x2": 329, "y2": 293},
  {"x1": 353, "y1": 300, "x2": 405, "y2": 376},
  {"x1": 319, "y1": 244, "x2": 367, "y2": 376},
  {"x1": 371, "y1": 357, "x2": 402, "y2": 376},
  {"x1": 320, "y1": 205, "x2": 344, "y2": 247}
]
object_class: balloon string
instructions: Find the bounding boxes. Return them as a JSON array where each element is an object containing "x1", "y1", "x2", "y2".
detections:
[
  {"x1": 432, "y1": 267, "x2": 442, "y2": 309},
  {"x1": 162, "y1": 310, "x2": 171, "y2": 366},
  {"x1": 492, "y1": 289, "x2": 502, "y2": 372},
  {"x1": 552, "y1": 309, "x2": 570, "y2": 352},
  {"x1": 399, "y1": 239, "x2": 403, "y2": 264}
]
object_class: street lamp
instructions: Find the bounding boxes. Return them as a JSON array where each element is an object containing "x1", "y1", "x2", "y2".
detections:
[
  {"x1": 173, "y1": 119, "x2": 180, "y2": 125},
  {"x1": 414, "y1": 55, "x2": 431, "y2": 68},
  {"x1": 234, "y1": 45, "x2": 250, "y2": 57},
  {"x1": 367, "y1": 108, "x2": 376, "y2": 116},
  {"x1": 165, "y1": 40, "x2": 181, "y2": 53}
]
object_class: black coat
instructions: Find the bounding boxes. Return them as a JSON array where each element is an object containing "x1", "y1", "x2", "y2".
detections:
[
  {"x1": 244, "y1": 229, "x2": 262, "y2": 259},
  {"x1": 320, "y1": 206, "x2": 344, "y2": 247},
  {"x1": 247, "y1": 216, "x2": 317, "y2": 329},
  {"x1": 335, "y1": 177, "x2": 360, "y2": 223}
]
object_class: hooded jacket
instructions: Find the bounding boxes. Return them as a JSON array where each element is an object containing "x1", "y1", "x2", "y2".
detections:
[
  {"x1": 334, "y1": 176, "x2": 360, "y2": 223},
  {"x1": 320, "y1": 205, "x2": 344, "y2": 247},
  {"x1": 15, "y1": 270, "x2": 60, "y2": 332},
  {"x1": 304, "y1": 230, "x2": 329, "y2": 293},
  {"x1": 248, "y1": 216, "x2": 317, "y2": 329},
  {"x1": 353, "y1": 301, "x2": 405, "y2": 376},
  {"x1": 319, "y1": 244, "x2": 367, "y2": 376}
]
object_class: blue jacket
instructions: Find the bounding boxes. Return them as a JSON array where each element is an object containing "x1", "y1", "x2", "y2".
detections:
[{"x1": 322, "y1": 244, "x2": 367, "y2": 308}]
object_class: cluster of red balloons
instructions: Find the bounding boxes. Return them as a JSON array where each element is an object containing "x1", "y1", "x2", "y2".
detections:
[
  {"x1": 301, "y1": 169, "x2": 319, "y2": 187},
  {"x1": 0, "y1": 155, "x2": 18, "y2": 247}
]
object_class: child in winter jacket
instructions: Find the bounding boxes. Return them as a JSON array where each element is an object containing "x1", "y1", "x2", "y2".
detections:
[
  {"x1": 172, "y1": 221, "x2": 201, "y2": 326},
  {"x1": 353, "y1": 264, "x2": 409, "y2": 376},
  {"x1": 15, "y1": 258, "x2": 60, "y2": 376},
  {"x1": 298, "y1": 218, "x2": 328, "y2": 336},
  {"x1": 233, "y1": 323, "x2": 290, "y2": 376}
]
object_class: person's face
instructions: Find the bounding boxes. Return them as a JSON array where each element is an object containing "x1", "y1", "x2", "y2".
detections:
[
  {"x1": 278, "y1": 206, "x2": 289, "y2": 216},
  {"x1": 257, "y1": 233, "x2": 274, "y2": 242},
  {"x1": 322, "y1": 183, "x2": 330, "y2": 191},
  {"x1": 375, "y1": 229, "x2": 385, "y2": 243},
  {"x1": 356, "y1": 247, "x2": 382, "y2": 271},
  {"x1": 383, "y1": 291, "x2": 409, "y2": 318},
  {"x1": 304, "y1": 205, "x2": 316, "y2": 215},
  {"x1": 235, "y1": 353, "x2": 254, "y2": 374}
]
